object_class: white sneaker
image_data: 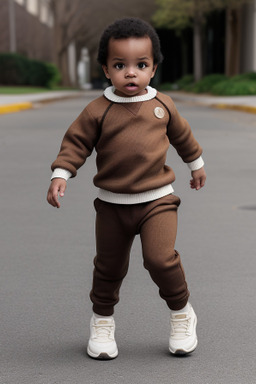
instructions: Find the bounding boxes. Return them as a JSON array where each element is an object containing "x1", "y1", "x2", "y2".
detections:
[
  {"x1": 169, "y1": 303, "x2": 198, "y2": 355},
  {"x1": 87, "y1": 314, "x2": 118, "y2": 359}
]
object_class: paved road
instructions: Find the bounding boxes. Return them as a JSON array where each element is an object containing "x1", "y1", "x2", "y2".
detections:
[{"x1": 1, "y1": 95, "x2": 256, "y2": 384}]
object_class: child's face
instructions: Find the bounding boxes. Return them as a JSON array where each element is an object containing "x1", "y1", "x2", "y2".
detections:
[{"x1": 102, "y1": 37, "x2": 157, "y2": 97}]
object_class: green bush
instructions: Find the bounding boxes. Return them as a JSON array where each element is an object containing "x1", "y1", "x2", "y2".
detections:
[
  {"x1": 0, "y1": 54, "x2": 24, "y2": 85},
  {"x1": 159, "y1": 82, "x2": 177, "y2": 91},
  {"x1": 187, "y1": 74, "x2": 228, "y2": 93},
  {"x1": 176, "y1": 74, "x2": 194, "y2": 89},
  {"x1": 231, "y1": 72, "x2": 256, "y2": 82},
  {"x1": 159, "y1": 72, "x2": 256, "y2": 95},
  {"x1": 211, "y1": 80, "x2": 256, "y2": 95},
  {"x1": 45, "y1": 63, "x2": 61, "y2": 88},
  {"x1": 0, "y1": 53, "x2": 61, "y2": 88},
  {"x1": 159, "y1": 75, "x2": 194, "y2": 91}
]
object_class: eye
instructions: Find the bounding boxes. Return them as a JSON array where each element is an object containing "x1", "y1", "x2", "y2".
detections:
[
  {"x1": 115, "y1": 63, "x2": 125, "y2": 70},
  {"x1": 138, "y1": 62, "x2": 147, "y2": 69}
]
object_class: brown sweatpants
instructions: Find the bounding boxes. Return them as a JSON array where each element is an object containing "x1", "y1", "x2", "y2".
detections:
[{"x1": 90, "y1": 194, "x2": 189, "y2": 316}]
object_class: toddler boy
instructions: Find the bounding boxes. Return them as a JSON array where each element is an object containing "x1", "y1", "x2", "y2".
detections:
[{"x1": 47, "y1": 17, "x2": 206, "y2": 359}]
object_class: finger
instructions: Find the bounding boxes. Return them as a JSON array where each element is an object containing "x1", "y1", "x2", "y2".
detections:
[
  {"x1": 47, "y1": 190, "x2": 54, "y2": 207},
  {"x1": 193, "y1": 178, "x2": 201, "y2": 190},
  {"x1": 190, "y1": 179, "x2": 195, "y2": 189},
  {"x1": 196, "y1": 175, "x2": 206, "y2": 190},
  {"x1": 53, "y1": 191, "x2": 61, "y2": 208},
  {"x1": 201, "y1": 175, "x2": 206, "y2": 187},
  {"x1": 47, "y1": 188, "x2": 60, "y2": 208},
  {"x1": 200, "y1": 178, "x2": 205, "y2": 188},
  {"x1": 59, "y1": 184, "x2": 66, "y2": 198}
]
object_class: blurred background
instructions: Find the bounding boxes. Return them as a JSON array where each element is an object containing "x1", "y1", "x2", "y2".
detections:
[{"x1": 0, "y1": 0, "x2": 255, "y2": 95}]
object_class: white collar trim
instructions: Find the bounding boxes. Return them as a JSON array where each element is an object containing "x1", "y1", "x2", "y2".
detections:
[{"x1": 103, "y1": 86, "x2": 157, "y2": 103}]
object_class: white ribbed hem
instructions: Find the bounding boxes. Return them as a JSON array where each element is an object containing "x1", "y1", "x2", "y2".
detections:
[
  {"x1": 103, "y1": 86, "x2": 157, "y2": 103},
  {"x1": 51, "y1": 168, "x2": 72, "y2": 181},
  {"x1": 98, "y1": 184, "x2": 174, "y2": 205},
  {"x1": 187, "y1": 156, "x2": 204, "y2": 171}
]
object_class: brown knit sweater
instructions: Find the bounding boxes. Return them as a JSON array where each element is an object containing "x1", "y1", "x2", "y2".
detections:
[{"x1": 51, "y1": 86, "x2": 203, "y2": 203}]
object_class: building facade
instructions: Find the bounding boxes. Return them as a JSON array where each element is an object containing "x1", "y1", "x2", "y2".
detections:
[
  {"x1": 15, "y1": 0, "x2": 53, "y2": 27},
  {"x1": 0, "y1": 0, "x2": 54, "y2": 62}
]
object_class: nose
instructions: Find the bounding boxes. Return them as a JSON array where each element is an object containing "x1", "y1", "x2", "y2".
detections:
[{"x1": 125, "y1": 66, "x2": 136, "y2": 78}]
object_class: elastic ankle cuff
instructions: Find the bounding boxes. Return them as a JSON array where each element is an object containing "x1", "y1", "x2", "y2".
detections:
[{"x1": 92, "y1": 305, "x2": 114, "y2": 317}]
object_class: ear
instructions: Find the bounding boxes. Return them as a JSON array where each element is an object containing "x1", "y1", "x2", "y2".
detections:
[
  {"x1": 151, "y1": 64, "x2": 158, "y2": 79},
  {"x1": 102, "y1": 65, "x2": 110, "y2": 79}
]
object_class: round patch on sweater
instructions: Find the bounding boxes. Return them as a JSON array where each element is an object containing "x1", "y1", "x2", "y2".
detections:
[{"x1": 154, "y1": 107, "x2": 165, "y2": 119}]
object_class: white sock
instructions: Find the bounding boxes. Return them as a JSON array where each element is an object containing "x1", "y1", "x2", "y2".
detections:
[
  {"x1": 93, "y1": 312, "x2": 113, "y2": 320},
  {"x1": 171, "y1": 302, "x2": 190, "y2": 315}
]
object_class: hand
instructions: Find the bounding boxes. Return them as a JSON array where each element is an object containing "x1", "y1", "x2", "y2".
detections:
[
  {"x1": 47, "y1": 178, "x2": 67, "y2": 208},
  {"x1": 190, "y1": 167, "x2": 206, "y2": 190}
]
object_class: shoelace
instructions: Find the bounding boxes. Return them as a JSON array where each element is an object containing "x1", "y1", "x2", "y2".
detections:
[
  {"x1": 93, "y1": 320, "x2": 114, "y2": 341},
  {"x1": 171, "y1": 314, "x2": 191, "y2": 338}
]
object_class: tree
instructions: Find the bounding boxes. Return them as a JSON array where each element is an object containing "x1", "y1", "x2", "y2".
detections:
[
  {"x1": 152, "y1": 0, "x2": 253, "y2": 81},
  {"x1": 50, "y1": 0, "x2": 89, "y2": 86},
  {"x1": 152, "y1": 0, "x2": 212, "y2": 81},
  {"x1": 50, "y1": 0, "x2": 157, "y2": 86},
  {"x1": 225, "y1": 3, "x2": 242, "y2": 76}
]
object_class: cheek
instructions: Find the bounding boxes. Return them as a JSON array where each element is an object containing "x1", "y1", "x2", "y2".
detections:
[{"x1": 110, "y1": 72, "x2": 122, "y2": 83}]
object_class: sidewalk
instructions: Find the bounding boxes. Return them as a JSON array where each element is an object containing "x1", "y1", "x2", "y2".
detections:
[
  {"x1": 0, "y1": 90, "x2": 101, "y2": 115},
  {"x1": 0, "y1": 88, "x2": 256, "y2": 115},
  {"x1": 166, "y1": 91, "x2": 256, "y2": 114}
]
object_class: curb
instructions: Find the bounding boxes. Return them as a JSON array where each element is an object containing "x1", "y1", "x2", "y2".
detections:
[
  {"x1": 212, "y1": 103, "x2": 256, "y2": 114},
  {"x1": 0, "y1": 92, "x2": 85, "y2": 115},
  {"x1": 0, "y1": 102, "x2": 33, "y2": 115},
  {"x1": 168, "y1": 91, "x2": 256, "y2": 115}
]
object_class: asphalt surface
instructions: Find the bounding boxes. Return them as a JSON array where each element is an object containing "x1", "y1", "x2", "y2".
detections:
[{"x1": 1, "y1": 94, "x2": 256, "y2": 384}]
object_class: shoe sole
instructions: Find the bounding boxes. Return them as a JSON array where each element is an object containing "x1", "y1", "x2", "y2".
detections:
[
  {"x1": 87, "y1": 347, "x2": 118, "y2": 360},
  {"x1": 169, "y1": 338, "x2": 198, "y2": 356}
]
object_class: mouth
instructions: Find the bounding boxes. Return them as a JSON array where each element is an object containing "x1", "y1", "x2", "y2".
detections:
[{"x1": 125, "y1": 83, "x2": 138, "y2": 89}]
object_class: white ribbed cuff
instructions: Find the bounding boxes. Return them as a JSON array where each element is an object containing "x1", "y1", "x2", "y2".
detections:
[
  {"x1": 187, "y1": 156, "x2": 204, "y2": 171},
  {"x1": 51, "y1": 168, "x2": 72, "y2": 181}
]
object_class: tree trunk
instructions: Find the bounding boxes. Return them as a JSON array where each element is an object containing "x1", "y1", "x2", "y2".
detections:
[
  {"x1": 193, "y1": 10, "x2": 203, "y2": 81},
  {"x1": 51, "y1": 0, "x2": 80, "y2": 86},
  {"x1": 225, "y1": 7, "x2": 242, "y2": 76},
  {"x1": 59, "y1": 49, "x2": 71, "y2": 86},
  {"x1": 53, "y1": 22, "x2": 72, "y2": 86},
  {"x1": 180, "y1": 32, "x2": 189, "y2": 76},
  {"x1": 193, "y1": 22, "x2": 203, "y2": 81}
]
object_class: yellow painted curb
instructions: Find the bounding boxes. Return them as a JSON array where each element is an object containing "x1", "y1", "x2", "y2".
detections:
[
  {"x1": 213, "y1": 103, "x2": 256, "y2": 114},
  {"x1": 0, "y1": 102, "x2": 33, "y2": 115}
]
